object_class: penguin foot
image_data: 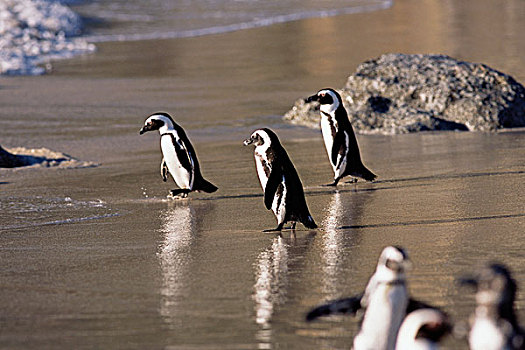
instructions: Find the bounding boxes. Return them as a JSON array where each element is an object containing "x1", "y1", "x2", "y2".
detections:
[
  {"x1": 345, "y1": 178, "x2": 358, "y2": 184},
  {"x1": 322, "y1": 181, "x2": 338, "y2": 187},
  {"x1": 262, "y1": 223, "x2": 284, "y2": 233},
  {"x1": 168, "y1": 189, "x2": 190, "y2": 199},
  {"x1": 283, "y1": 222, "x2": 297, "y2": 230}
]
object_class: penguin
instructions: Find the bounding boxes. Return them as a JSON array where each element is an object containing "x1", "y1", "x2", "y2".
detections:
[
  {"x1": 139, "y1": 112, "x2": 217, "y2": 198},
  {"x1": 395, "y1": 308, "x2": 451, "y2": 350},
  {"x1": 459, "y1": 263, "x2": 525, "y2": 350},
  {"x1": 243, "y1": 128, "x2": 317, "y2": 232},
  {"x1": 304, "y1": 88, "x2": 376, "y2": 186},
  {"x1": 306, "y1": 246, "x2": 439, "y2": 350}
]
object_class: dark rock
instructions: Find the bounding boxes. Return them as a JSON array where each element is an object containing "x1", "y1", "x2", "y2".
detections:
[
  {"x1": 0, "y1": 145, "x2": 29, "y2": 168},
  {"x1": 284, "y1": 54, "x2": 525, "y2": 134},
  {"x1": 0, "y1": 145, "x2": 96, "y2": 169},
  {"x1": 0, "y1": 145, "x2": 56, "y2": 168}
]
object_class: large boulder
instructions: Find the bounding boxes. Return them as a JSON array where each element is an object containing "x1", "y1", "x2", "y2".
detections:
[{"x1": 284, "y1": 54, "x2": 525, "y2": 134}]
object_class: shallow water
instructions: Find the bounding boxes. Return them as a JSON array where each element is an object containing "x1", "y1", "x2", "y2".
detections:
[
  {"x1": 1, "y1": 132, "x2": 525, "y2": 349},
  {"x1": 73, "y1": 0, "x2": 392, "y2": 42},
  {"x1": 1, "y1": 0, "x2": 525, "y2": 349}
]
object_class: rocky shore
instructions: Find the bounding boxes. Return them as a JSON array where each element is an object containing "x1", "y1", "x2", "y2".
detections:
[
  {"x1": 285, "y1": 54, "x2": 525, "y2": 134},
  {"x1": 0, "y1": 145, "x2": 96, "y2": 168}
]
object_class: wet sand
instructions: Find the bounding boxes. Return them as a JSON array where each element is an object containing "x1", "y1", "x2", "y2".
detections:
[{"x1": 1, "y1": 0, "x2": 525, "y2": 349}]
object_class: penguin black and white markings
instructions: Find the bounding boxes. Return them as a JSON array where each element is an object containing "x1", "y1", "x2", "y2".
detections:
[
  {"x1": 243, "y1": 128, "x2": 317, "y2": 232},
  {"x1": 139, "y1": 112, "x2": 217, "y2": 198},
  {"x1": 306, "y1": 246, "x2": 442, "y2": 350},
  {"x1": 395, "y1": 308, "x2": 451, "y2": 350},
  {"x1": 459, "y1": 263, "x2": 525, "y2": 350},
  {"x1": 304, "y1": 88, "x2": 376, "y2": 186}
]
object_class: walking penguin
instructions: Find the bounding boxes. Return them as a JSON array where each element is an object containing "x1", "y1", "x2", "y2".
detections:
[
  {"x1": 243, "y1": 128, "x2": 317, "y2": 232},
  {"x1": 139, "y1": 112, "x2": 217, "y2": 198},
  {"x1": 304, "y1": 88, "x2": 376, "y2": 186}
]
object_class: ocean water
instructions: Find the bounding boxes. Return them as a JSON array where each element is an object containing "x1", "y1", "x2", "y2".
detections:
[
  {"x1": 0, "y1": 0, "x2": 391, "y2": 75},
  {"x1": 0, "y1": 195, "x2": 118, "y2": 231},
  {"x1": 73, "y1": 0, "x2": 392, "y2": 42}
]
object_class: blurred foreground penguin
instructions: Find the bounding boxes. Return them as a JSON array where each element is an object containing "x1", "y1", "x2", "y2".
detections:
[
  {"x1": 304, "y1": 88, "x2": 376, "y2": 186},
  {"x1": 396, "y1": 308, "x2": 451, "y2": 350},
  {"x1": 306, "y1": 246, "x2": 444, "y2": 350},
  {"x1": 243, "y1": 128, "x2": 317, "y2": 232},
  {"x1": 140, "y1": 112, "x2": 217, "y2": 198},
  {"x1": 459, "y1": 263, "x2": 525, "y2": 350}
]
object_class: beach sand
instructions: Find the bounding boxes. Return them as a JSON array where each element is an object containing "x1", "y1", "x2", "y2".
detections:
[{"x1": 1, "y1": 0, "x2": 525, "y2": 349}]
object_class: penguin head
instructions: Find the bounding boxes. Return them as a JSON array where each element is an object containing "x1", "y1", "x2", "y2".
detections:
[
  {"x1": 243, "y1": 128, "x2": 279, "y2": 148},
  {"x1": 304, "y1": 88, "x2": 342, "y2": 113},
  {"x1": 377, "y1": 246, "x2": 411, "y2": 276},
  {"x1": 397, "y1": 309, "x2": 451, "y2": 347},
  {"x1": 139, "y1": 112, "x2": 176, "y2": 135},
  {"x1": 460, "y1": 263, "x2": 517, "y2": 312}
]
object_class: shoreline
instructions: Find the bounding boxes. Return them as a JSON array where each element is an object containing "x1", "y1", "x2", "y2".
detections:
[{"x1": 79, "y1": 0, "x2": 393, "y2": 43}]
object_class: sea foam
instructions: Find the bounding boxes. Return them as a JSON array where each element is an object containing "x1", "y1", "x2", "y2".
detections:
[
  {"x1": 85, "y1": 0, "x2": 393, "y2": 43},
  {"x1": 0, "y1": 0, "x2": 95, "y2": 75}
]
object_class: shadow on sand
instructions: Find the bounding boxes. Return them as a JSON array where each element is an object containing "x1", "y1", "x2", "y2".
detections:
[{"x1": 340, "y1": 213, "x2": 525, "y2": 230}]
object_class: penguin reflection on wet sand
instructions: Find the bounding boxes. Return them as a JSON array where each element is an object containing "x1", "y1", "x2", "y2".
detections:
[
  {"x1": 459, "y1": 263, "x2": 525, "y2": 350},
  {"x1": 243, "y1": 128, "x2": 317, "y2": 232},
  {"x1": 139, "y1": 112, "x2": 217, "y2": 198},
  {"x1": 304, "y1": 88, "x2": 376, "y2": 186},
  {"x1": 306, "y1": 246, "x2": 447, "y2": 350}
]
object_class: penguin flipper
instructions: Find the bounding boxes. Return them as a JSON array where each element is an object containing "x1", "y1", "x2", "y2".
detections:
[
  {"x1": 173, "y1": 137, "x2": 193, "y2": 173},
  {"x1": 306, "y1": 295, "x2": 362, "y2": 322},
  {"x1": 160, "y1": 158, "x2": 169, "y2": 182},
  {"x1": 264, "y1": 166, "x2": 283, "y2": 210},
  {"x1": 331, "y1": 130, "x2": 347, "y2": 168}
]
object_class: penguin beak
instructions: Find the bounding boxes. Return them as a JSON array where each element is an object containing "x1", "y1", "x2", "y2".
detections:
[
  {"x1": 139, "y1": 123, "x2": 152, "y2": 135},
  {"x1": 243, "y1": 137, "x2": 254, "y2": 146},
  {"x1": 403, "y1": 259, "x2": 413, "y2": 271},
  {"x1": 304, "y1": 94, "x2": 319, "y2": 103},
  {"x1": 458, "y1": 276, "x2": 478, "y2": 289},
  {"x1": 386, "y1": 258, "x2": 412, "y2": 273}
]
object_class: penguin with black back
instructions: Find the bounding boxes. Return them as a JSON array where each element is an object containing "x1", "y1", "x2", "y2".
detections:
[
  {"x1": 243, "y1": 128, "x2": 317, "y2": 232},
  {"x1": 304, "y1": 88, "x2": 376, "y2": 186},
  {"x1": 306, "y1": 246, "x2": 443, "y2": 350},
  {"x1": 459, "y1": 263, "x2": 525, "y2": 350},
  {"x1": 139, "y1": 112, "x2": 217, "y2": 198}
]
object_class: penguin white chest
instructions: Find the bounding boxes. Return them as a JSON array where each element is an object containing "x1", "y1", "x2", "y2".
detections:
[
  {"x1": 254, "y1": 146, "x2": 287, "y2": 223},
  {"x1": 469, "y1": 317, "x2": 507, "y2": 350},
  {"x1": 254, "y1": 147, "x2": 271, "y2": 190},
  {"x1": 354, "y1": 284, "x2": 408, "y2": 350},
  {"x1": 321, "y1": 114, "x2": 344, "y2": 175},
  {"x1": 161, "y1": 135, "x2": 193, "y2": 189},
  {"x1": 320, "y1": 115, "x2": 336, "y2": 157}
]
